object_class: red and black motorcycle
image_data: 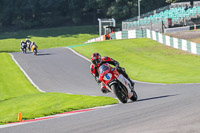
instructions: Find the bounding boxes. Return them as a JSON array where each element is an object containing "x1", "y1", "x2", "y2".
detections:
[{"x1": 99, "y1": 63, "x2": 137, "y2": 103}]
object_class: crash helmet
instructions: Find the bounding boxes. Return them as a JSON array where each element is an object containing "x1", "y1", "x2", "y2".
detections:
[{"x1": 91, "y1": 53, "x2": 101, "y2": 66}]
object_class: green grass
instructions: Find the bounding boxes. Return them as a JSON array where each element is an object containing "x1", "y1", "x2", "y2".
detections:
[
  {"x1": 73, "y1": 38, "x2": 200, "y2": 83},
  {"x1": 0, "y1": 92, "x2": 117, "y2": 124},
  {"x1": 0, "y1": 53, "x2": 39, "y2": 100},
  {"x1": 2, "y1": 25, "x2": 200, "y2": 124},
  {"x1": 0, "y1": 53, "x2": 117, "y2": 125},
  {"x1": 0, "y1": 25, "x2": 99, "y2": 52}
]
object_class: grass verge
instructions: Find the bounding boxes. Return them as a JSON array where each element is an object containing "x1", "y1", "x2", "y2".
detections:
[
  {"x1": 0, "y1": 53, "x2": 117, "y2": 125},
  {"x1": 0, "y1": 92, "x2": 117, "y2": 125},
  {"x1": 73, "y1": 38, "x2": 200, "y2": 83},
  {"x1": 0, "y1": 25, "x2": 98, "y2": 52}
]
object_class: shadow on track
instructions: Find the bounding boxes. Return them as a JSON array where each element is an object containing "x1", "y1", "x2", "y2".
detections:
[
  {"x1": 133, "y1": 94, "x2": 179, "y2": 103},
  {"x1": 36, "y1": 53, "x2": 52, "y2": 56}
]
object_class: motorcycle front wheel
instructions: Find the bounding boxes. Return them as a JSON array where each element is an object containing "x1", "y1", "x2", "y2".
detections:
[
  {"x1": 33, "y1": 49, "x2": 37, "y2": 55},
  {"x1": 111, "y1": 83, "x2": 127, "y2": 103}
]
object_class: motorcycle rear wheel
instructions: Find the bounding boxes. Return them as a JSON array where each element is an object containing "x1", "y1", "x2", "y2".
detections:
[{"x1": 111, "y1": 84, "x2": 127, "y2": 103}]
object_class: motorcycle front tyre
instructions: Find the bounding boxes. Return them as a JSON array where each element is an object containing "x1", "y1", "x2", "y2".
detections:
[
  {"x1": 111, "y1": 83, "x2": 127, "y2": 103},
  {"x1": 33, "y1": 49, "x2": 37, "y2": 55}
]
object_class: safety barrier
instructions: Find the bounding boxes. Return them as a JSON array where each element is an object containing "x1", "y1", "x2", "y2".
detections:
[
  {"x1": 110, "y1": 30, "x2": 146, "y2": 39},
  {"x1": 85, "y1": 30, "x2": 146, "y2": 43},
  {"x1": 146, "y1": 29, "x2": 200, "y2": 55},
  {"x1": 85, "y1": 29, "x2": 200, "y2": 55},
  {"x1": 84, "y1": 35, "x2": 104, "y2": 43}
]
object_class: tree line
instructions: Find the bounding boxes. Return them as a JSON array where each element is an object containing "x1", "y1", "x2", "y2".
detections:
[{"x1": 0, "y1": 0, "x2": 191, "y2": 30}]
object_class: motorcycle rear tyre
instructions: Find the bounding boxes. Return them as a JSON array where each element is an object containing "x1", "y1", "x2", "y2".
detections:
[{"x1": 111, "y1": 84, "x2": 127, "y2": 103}]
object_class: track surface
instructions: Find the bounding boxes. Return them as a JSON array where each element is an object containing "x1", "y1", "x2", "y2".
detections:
[{"x1": 1, "y1": 48, "x2": 200, "y2": 133}]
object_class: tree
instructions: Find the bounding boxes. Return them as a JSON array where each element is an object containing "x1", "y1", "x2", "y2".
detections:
[
  {"x1": 0, "y1": 0, "x2": 174, "y2": 30},
  {"x1": 106, "y1": 0, "x2": 137, "y2": 20}
]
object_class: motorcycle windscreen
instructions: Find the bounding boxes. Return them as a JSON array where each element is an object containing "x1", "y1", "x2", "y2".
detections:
[{"x1": 99, "y1": 64, "x2": 109, "y2": 74}]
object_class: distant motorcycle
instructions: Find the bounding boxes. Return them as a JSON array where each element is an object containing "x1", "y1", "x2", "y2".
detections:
[
  {"x1": 99, "y1": 63, "x2": 138, "y2": 103},
  {"x1": 26, "y1": 42, "x2": 31, "y2": 51},
  {"x1": 32, "y1": 45, "x2": 38, "y2": 55},
  {"x1": 33, "y1": 48, "x2": 37, "y2": 55},
  {"x1": 21, "y1": 44, "x2": 27, "y2": 54}
]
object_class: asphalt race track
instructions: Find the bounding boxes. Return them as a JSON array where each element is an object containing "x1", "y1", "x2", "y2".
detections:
[{"x1": 1, "y1": 47, "x2": 200, "y2": 133}]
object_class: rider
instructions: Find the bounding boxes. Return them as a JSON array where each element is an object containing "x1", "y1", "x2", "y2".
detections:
[
  {"x1": 31, "y1": 41, "x2": 38, "y2": 52},
  {"x1": 20, "y1": 40, "x2": 27, "y2": 50},
  {"x1": 90, "y1": 53, "x2": 135, "y2": 93},
  {"x1": 25, "y1": 38, "x2": 31, "y2": 51}
]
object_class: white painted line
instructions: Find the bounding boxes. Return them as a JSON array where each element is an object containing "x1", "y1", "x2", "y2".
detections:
[
  {"x1": 133, "y1": 80, "x2": 167, "y2": 85},
  {"x1": 66, "y1": 47, "x2": 168, "y2": 85},
  {"x1": 66, "y1": 47, "x2": 90, "y2": 61},
  {"x1": 67, "y1": 47, "x2": 200, "y2": 85},
  {"x1": 9, "y1": 53, "x2": 45, "y2": 92}
]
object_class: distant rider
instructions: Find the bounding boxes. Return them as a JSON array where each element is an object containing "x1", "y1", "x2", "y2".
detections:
[
  {"x1": 31, "y1": 41, "x2": 38, "y2": 52},
  {"x1": 25, "y1": 38, "x2": 31, "y2": 51},
  {"x1": 20, "y1": 40, "x2": 27, "y2": 51},
  {"x1": 90, "y1": 53, "x2": 135, "y2": 93}
]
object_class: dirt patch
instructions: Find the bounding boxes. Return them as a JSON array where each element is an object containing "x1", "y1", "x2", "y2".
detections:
[
  {"x1": 166, "y1": 30, "x2": 200, "y2": 44},
  {"x1": 166, "y1": 30, "x2": 200, "y2": 40}
]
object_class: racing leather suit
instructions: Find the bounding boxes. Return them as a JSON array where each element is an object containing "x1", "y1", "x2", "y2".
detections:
[{"x1": 90, "y1": 56, "x2": 134, "y2": 93}]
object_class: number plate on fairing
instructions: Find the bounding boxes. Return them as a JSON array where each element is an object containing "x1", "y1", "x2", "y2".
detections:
[{"x1": 103, "y1": 73, "x2": 112, "y2": 80}]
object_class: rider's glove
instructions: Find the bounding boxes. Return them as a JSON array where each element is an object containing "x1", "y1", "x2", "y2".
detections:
[
  {"x1": 101, "y1": 87, "x2": 109, "y2": 93},
  {"x1": 95, "y1": 77, "x2": 101, "y2": 83},
  {"x1": 97, "y1": 79, "x2": 101, "y2": 83},
  {"x1": 115, "y1": 65, "x2": 121, "y2": 71}
]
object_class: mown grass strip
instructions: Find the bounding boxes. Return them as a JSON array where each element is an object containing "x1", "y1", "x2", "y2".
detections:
[
  {"x1": 0, "y1": 53, "x2": 118, "y2": 125},
  {"x1": 73, "y1": 38, "x2": 200, "y2": 83}
]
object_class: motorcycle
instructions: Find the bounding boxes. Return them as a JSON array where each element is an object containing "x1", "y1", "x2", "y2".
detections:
[
  {"x1": 99, "y1": 63, "x2": 138, "y2": 103},
  {"x1": 21, "y1": 44, "x2": 27, "y2": 54},
  {"x1": 26, "y1": 42, "x2": 31, "y2": 51},
  {"x1": 33, "y1": 48, "x2": 37, "y2": 55},
  {"x1": 32, "y1": 45, "x2": 38, "y2": 55}
]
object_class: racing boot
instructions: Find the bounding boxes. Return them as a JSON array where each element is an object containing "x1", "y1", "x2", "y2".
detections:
[{"x1": 101, "y1": 86, "x2": 110, "y2": 94}]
